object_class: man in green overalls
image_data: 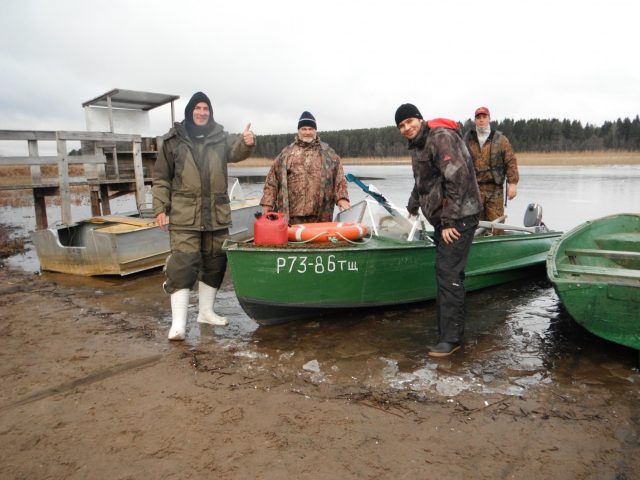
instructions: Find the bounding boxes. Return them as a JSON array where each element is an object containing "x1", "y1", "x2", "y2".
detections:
[{"x1": 153, "y1": 92, "x2": 255, "y2": 340}]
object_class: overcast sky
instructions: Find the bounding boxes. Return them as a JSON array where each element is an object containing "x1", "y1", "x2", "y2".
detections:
[{"x1": 1, "y1": 0, "x2": 639, "y2": 139}]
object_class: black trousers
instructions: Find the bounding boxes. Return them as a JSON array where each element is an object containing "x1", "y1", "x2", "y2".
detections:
[{"x1": 433, "y1": 216, "x2": 477, "y2": 344}]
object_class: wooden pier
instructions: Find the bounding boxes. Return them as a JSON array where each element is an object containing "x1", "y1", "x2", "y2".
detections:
[
  {"x1": 0, "y1": 129, "x2": 159, "y2": 229},
  {"x1": 0, "y1": 89, "x2": 178, "y2": 230}
]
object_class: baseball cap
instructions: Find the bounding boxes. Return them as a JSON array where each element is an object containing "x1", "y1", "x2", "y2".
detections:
[{"x1": 475, "y1": 107, "x2": 490, "y2": 117}]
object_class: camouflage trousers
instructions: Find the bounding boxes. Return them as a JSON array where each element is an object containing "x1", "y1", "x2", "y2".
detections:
[
  {"x1": 289, "y1": 215, "x2": 322, "y2": 225},
  {"x1": 478, "y1": 183, "x2": 505, "y2": 222},
  {"x1": 163, "y1": 229, "x2": 229, "y2": 294}
]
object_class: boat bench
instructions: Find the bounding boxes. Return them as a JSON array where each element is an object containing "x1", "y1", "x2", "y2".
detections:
[
  {"x1": 565, "y1": 248, "x2": 640, "y2": 261},
  {"x1": 595, "y1": 232, "x2": 640, "y2": 251},
  {"x1": 556, "y1": 263, "x2": 640, "y2": 279}
]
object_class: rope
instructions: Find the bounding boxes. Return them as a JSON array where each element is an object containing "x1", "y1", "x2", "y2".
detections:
[
  {"x1": 288, "y1": 230, "x2": 330, "y2": 244},
  {"x1": 288, "y1": 230, "x2": 372, "y2": 245}
]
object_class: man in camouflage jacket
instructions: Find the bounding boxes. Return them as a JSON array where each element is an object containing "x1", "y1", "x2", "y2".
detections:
[
  {"x1": 464, "y1": 106, "x2": 519, "y2": 222},
  {"x1": 396, "y1": 103, "x2": 481, "y2": 358},
  {"x1": 260, "y1": 111, "x2": 350, "y2": 224},
  {"x1": 153, "y1": 91, "x2": 255, "y2": 340}
]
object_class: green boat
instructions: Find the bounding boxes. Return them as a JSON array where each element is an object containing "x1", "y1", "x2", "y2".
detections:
[
  {"x1": 224, "y1": 198, "x2": 561, "y2": 325},
  {"x1": 547, "y1": 213, "x2": 640, "y2": 350}
]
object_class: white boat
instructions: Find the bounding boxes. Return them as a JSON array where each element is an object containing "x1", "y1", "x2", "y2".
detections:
[{"x1": 30, "y1": 177, "x2": 260, "y2": 276}]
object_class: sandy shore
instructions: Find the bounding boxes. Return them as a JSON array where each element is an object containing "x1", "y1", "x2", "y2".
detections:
[{"x1": 0, "y1": 261, "x2": 638, "y2": 479}]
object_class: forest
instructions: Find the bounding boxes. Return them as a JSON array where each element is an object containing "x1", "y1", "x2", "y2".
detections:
[{"x1": 253, "y1": 116, "x2": 640, "y2": 158}]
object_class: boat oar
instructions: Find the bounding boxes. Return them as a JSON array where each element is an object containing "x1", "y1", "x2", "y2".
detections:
[{"x1": 345, "y1": 173, "x2": 395, "y2": 215}]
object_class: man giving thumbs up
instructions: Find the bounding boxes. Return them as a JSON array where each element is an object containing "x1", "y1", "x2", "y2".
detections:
[{"x1": 152, "y1": 91, "x2": 256, "y2": 340}]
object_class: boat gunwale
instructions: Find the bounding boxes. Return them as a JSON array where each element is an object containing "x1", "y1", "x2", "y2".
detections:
[
  {"x1": 547, "y1": 212, "x2": 640, "y2": 282},
  {"x1": 224, "y1": 230, "x2": 562, "y2": 254}
]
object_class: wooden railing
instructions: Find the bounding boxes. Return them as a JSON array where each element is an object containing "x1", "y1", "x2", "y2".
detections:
[{"x1": 0, "y1": 130, "x2": 146, "y2": 228}]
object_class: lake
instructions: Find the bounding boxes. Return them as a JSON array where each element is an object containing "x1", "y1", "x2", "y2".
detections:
[{"x1": 233, "y1": 163, "x2": 640, "y2": 233}]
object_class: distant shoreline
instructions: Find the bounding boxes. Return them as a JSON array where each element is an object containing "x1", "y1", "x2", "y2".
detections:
[
  {"x1": 1, "y1": 151, "x2": 637, "y2": 186},
  {"x1": 236, "y1": 150, "x2": 640, "y2": 167}
]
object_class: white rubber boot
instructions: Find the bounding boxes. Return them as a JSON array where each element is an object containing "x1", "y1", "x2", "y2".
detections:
[
  {"x1": 168, "y1": 288, "x2": 190, "y2": 340},
  {"x1": 196, "y1": 281, "x2": 228, "y2": 326}
]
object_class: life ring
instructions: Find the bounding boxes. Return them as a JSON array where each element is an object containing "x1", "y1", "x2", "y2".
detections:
[{"x1": 288, "y1": 222, "x2": 369, "y2": 243}]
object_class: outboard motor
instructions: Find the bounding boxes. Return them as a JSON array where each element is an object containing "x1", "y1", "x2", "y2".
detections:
[{"x1": 523, "y1": 203, "x2": 547, "y2": 232}]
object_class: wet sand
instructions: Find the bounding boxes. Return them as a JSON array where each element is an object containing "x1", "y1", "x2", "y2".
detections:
[
  {"x1": 1, "y1": 154, "x2": 640, "y2": 478},
  {"x1": 0, "y1": 258, "x2": 638, "y2": 479}
]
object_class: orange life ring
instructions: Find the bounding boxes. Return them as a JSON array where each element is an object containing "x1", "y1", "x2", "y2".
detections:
[{"x1": 288, "y1": 222, "x2": 369, "y2": 243}]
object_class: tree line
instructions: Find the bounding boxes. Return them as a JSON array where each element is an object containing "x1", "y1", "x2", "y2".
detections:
[{"x1": 253, "y1": 116, "x2": 640, "y2": 158}]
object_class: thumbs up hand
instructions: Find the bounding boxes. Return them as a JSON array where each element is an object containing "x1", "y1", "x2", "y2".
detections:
[{"x1": 242, "y1": 123, "x2": 255, "y2": 146}]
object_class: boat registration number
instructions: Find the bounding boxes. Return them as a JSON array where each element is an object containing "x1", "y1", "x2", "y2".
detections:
[{"x1": 276, "y1": 255, "x2": 358, "y2": 274}]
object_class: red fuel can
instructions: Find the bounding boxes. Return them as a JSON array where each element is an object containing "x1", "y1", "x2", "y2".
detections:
[{"x1": 254, "y1": 212, "x2": 288, "y2": 245}]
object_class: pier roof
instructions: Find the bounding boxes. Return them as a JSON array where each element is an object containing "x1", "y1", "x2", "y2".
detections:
[{"x1": 82, "y1": 89, "x2": 179, "y2": 111}]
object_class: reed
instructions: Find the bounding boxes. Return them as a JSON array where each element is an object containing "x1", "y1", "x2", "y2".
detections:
[
  {"x1": 0, "y1": 165, "x2": 85, "y2": 178},
  {"x1": 1, "y1": 151, "x2": 638, "y2": 182}
]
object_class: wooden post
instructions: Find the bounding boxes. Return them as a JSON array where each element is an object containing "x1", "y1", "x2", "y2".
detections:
[
  {"x1": 28, "y1": 140, "x2": 42, "y2": 184},
  {"x1": 107, "y1": 96, "x2": 114, "y2": 133},
  {"x1": 56, "y1": 133, "x2": 72, "y2": 225},
  {"x1": 90, "y1": 185, "x2": 101, "y2": 217},
  {"x1": 105, "y1": 97, "x2": 119, "y2": 178},
  {"x1": 87, "y1": 142, "x2": 105, "y2": 216},
  {"x1": 95, "y1": 146, "x2": 106, "y2": 180},
  {"x1": 100, "y1": 184, "x2": 111, "y2": 215},
  {"x1": 132, "y1": 138, "x2": 145, "y2": 211},
  {"x1": 33, "y1": 188, "x2": 48, "y2": 230},
  {"x1": 111, "y1": 146, "x2": 119, "y2": 178}
]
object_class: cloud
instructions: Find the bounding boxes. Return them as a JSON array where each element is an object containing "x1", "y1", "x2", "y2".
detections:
[{"x1": 1, "y1": 0, "x2": 639, "y2": 139}]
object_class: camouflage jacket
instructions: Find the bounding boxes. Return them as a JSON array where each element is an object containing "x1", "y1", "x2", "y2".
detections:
[
  {"x1": 152, "y1": 121, "x2": 254, "y2": 231},
  {"x1": 406, "y1": 119, "x2": 482, "y2": 229},
  {"x1": 260, "y1": 136, "x2": 349, "y2": 222},
  {"x1": 464, "y1": 129, "x2": 519, "y2": 186}
]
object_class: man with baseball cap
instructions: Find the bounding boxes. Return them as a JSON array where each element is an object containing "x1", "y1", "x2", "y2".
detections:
[
  {"x1": 395, "y1": 103, "x2": 482, "y2": 357},
  {"x1": 464, "y1": 107, "x2": 519, "y2": 222}
]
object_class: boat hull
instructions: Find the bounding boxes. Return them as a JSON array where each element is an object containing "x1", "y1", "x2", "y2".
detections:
[
  {"x1": 226, "y1": 231, "x2": 561, "y2": 325},
  {"x1": 31, "y1": 219, "x2": 168, "y2": 276},
  {"x1": 31, "y1": 200, "x2": 260, "y2": 276},
  {"x1": 547, "y1": 213, "x2": 640, "y2": 350}
]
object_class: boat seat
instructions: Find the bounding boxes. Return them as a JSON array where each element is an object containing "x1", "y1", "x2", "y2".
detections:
[
  {"x1": 88, "y1": 215, "x2": 157, "y2": 227},
  {"x1": 565, "y1": 248, "x2": 640, "y2": 261},
  {"x1": 595, "y1": 232, "x2": 640, "y2": 251},
  {"x1": 556, "y1": 263, "x2": 640, "y2": 279},
  {"x1": 97, "y1": 223, "x2": 148, "y2": 234}
]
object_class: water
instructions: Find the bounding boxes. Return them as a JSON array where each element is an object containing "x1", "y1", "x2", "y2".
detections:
[
  {"x1": 229, "y1": 164, "x2": 640, "y2": 232},
  {"x1": 343, "y1": 164, "x2": 640, "y2": 233},
  {"x1": 1, "y1": 164, "x2": 639, "y2": 397}
]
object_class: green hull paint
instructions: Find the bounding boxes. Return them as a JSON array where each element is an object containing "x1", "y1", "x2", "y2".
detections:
[
  {"x1": 547, "y1": 213, "x2": 640, "y2": 350},
  {"x1": 226, "y1": 231, "x2": 561, "y2": 325}
]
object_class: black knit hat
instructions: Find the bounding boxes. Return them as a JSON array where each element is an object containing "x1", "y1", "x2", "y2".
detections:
[
  {"x1": 297, "y1": 111, "x2": 317, "y2": 130},
  {"x1": 394, "y1": 103, "x2": 423, "y2": 127},
  {"x1": 185, "y1": 91, "x2": 213, "y2": 121},
  {"x1": 184, "y1": 91, "x2": 214, "y2": 139}
]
